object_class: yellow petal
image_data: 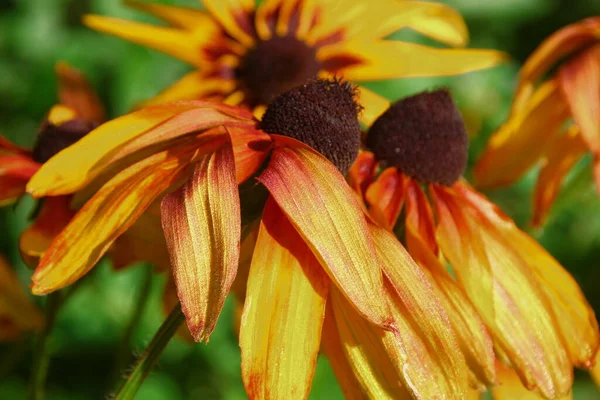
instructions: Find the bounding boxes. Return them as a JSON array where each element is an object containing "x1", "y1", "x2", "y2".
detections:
[
  {"x1": 55, "y1": 61, "x2": 104, "y2": 123},
  {"x1": 161, "y1": 140, "x2": 240, "y2": 342},
  {"x1": 31, "y1": 141, "x2": 215, "y2": 295},
  {"x1": 532, "y1": 126, "x2": 588, "y2": 227},
  {"x1": 492, "y1": 362, "x2": 573, "y2": 400},
  {"x1": 474, "y1": 79, "x2": 570, "y2": 189},
  {"x1": 432, "y1": 185, "x2": 572, "y2": 399},
  {"x1": 365, "y1": 168, "x2": 406, "y2": 230},
  {"x1": 356, "y1": 85, "x2": 390, "y2": 127},
  {"x1": 46, "y1": 104, "x2": 77, "y2": 126},
  {"x1": 321, "y1": 40, "x2": 508, "y2": 80},
  {"x1": 258, "y1": 138, "x2": 393, "y2": 330},
  {"x1": 230, "y1": 219, "x2": 260, "y2": 301},
  {"x1": 457, "y1": 183, "x2": 600, "y2": 368},
  {"x1": 27, "y1": 102, "x2": 254, "y2": 196},
  {"x1": 202, "y1": 0, "x2": 256, "y2": 47},
  {"x1": 240, "y1": 198, "x2": 328, "y2": 399},
  {"x1": 125, "y1": 1, "x2": 215, "y2": 31}
]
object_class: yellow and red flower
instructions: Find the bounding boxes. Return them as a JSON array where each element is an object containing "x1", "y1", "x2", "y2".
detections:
[
  {"x1": 348, "y1": 89, "x2": 599, "y2": 399},
  {"x1": 83, "y1": 0, "x2": 506, "y2": 123},
  {"x1": 475, "y1": 17, "x2": 600, "y2": 226},
  {"x1": 25, "y1": 79, "x2": 473, "y2": 398}
]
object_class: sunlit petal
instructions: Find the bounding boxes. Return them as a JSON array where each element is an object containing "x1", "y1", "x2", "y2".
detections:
[
  {"x1": 492, "y1": 362, "x2": 572, "y2": 400},
  {"x1": 202, "y1": 0, "x2": 256, "y2": 47},
  {"x1": 365, "y1": 168, "x2": 406, "y2": 230}
]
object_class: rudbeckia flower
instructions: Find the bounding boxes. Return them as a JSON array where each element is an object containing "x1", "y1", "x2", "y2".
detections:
[
  {"x1": 349, "y1": 89, "x2": 599, "y2": 399},
  {"x1": 83, "y1": 0, "x2": 506, "y2": 122},
  {"x1": 0, "y1": 255, "x2": 43, "y2": 341},
  {"x1": 25, "y1": 78, "x2": 474, "y2": 399},
  {"x1": 475, "y1": 17, "x2": 600, "y2": 226}
]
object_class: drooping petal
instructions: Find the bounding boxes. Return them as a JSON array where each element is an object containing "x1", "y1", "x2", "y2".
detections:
[
  {"x1": 559, "y1": 44, "x2": 600, "y2": 155},
  {"x1": 532, "y1": 126, "x2": 588, "y2": 227},
  {"x1": 457, "y1": 182, "x2": 600, "y2": 368},
  {"x1": 125, "y1": 1, "x2": 216, "y2": 31},
  {"x1": 202, "y1": 0, "x2": 256, "y2": 47},
  {"x1": 492, "y1": 362, "x2": 573, "y2": 400},
  {"x1": 161, "y1": 140, "x2": 240, "y2": 342},
  {"x1": 432, "y1": 185, "x2": 572, "y2": 399},
  {"x1": 347, "y1": 150, "x2": 377, "y2": 197},
  {"x1": 369, "y1": 221, "x2": 469, "y2": 398},
  {"x1": 27, "y1": 102, "x2": 255, "y2": 196},
  {"x1": 55, "y1": 62, "x2": 104, "y2": 123},
  {"x1": 0, "y1": 176, "x2": 27, "y2": 206},
  {"x1": 321, "y1": 40, "x2": 507, "y2": 81},
  {"x1": 474, "y1": 79, "x2": 570, "y2": 189},
  {"x1": 19, "y1": 196, "x2": 74, "y2": 269},
  {"x1": 365, "y1": 168, "x2": 406, "y2": 230},
  {"x1": 258, "y1": 137, "x2": 393, "y2": 330},
  {"x1": 240, "y1": 198, "x2": 328, "y2": 399},
  {"x1": 31, "y1": 140, "x2": 218, "y2": 295},
  {"x1": 226, "y1": 125, "x2": 273, "y2": 184}
]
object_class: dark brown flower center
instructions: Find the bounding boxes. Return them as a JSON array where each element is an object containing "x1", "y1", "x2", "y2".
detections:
[
  {"x1": 33, "y1": 119, "x2": 98, "y2": 163},
  {"x1": 259, "y1": 78, "x2": 362, "y2": 175},
  {"x1": 366, "y1": 89, "x2": 468, "y2": 186},
  {"x1": 236, "y1": 35, "x2": 321, "y2": 106}
]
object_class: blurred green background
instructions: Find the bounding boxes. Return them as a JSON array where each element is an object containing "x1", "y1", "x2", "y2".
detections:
[{"x1": 1, "y1": 0, "x2": 600, "y2": 398}]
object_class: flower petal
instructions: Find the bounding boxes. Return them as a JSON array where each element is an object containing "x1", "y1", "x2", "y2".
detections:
[
  {"x1": 125, "y1": 1, "x2": 215, "y2": 31},
  {"x1": 27, "y1": 102, "x2": 254, "y2": 196},
  {"x1": 161, "y1": 140, "x2": 240, "y2": 342},
  {"x1": 226, "y1": 125, "x2": 272, "y2": 184},
  {"x1": 55, "y1": 62, "x2": 104, "y2": 123},
  {"x1": 0, "y1": 176, "x2": 27, "y2": 206},
  {"x1": 532, "y1": 126, "x2": 588, "y2": 227},
  {"x1": 365, "y1": 168, "x2": 407, "y2": 230},
  {"x1": 258, "y1": 138, "x2": 393, "y2": 330},
  {"x1": 457, "y1": 183, "x2": 600, "y2": 368},
  {"x1": 474, "y1": 79, "x2": 570, "y2": 189},
  {"x1": 202, "y1": 0, "x2": 256, "y2": 47},
  {"x1": 432, "y1": 185, "x2": 572, "y2": 398},
  {"x1": 591, "y1": 353, "x2": 600, "y2": 387},
  {"x1": 356, "y1": 85, "x2": 390, "y2": 127},
  {"x1": 322, "y1": 40, "x2": 507, "y2": 81},
  {"x1": 492, "y1": 362, "x2": 573, "y2": 400},
  {"x1": 240, "y1": 198, "x2": 328, "y2": 399},
  {"x1": 347, "y1": 150, "x2": 377, "y2": 197},
  {"x1": 0, "y1": 155, "x2": 40, "y2": 180}
]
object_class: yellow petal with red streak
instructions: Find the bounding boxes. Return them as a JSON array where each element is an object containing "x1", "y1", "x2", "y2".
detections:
[
  {"x1": 240, "y1": 198, "x2": 328, "y2": 399},
  {"x1": 226, "y1": 125, "x2": 272, "y2": 184},
  {"x1": 55, "y1": 62, "x2": 104, "y2": 123},
  {"x1": 161, "y1": 141, "x2": 240, "y2": 342},
  {"x1": 365, "y1": 168, "x2": 406, "y2": 230},
  {"x1": 348, "y1": 150, "x2": 377, "y2": 197},
  {"x1": 532, "y1": 126, "x2": 588, "y2": 227},
  {"x1": 432, "y1": 185, "x2": 572, "y2": 398},
  {"x1": 258, "y1": 138, "x2": 392, "y2": 330},
  {"x1": 474, "y1": 79, "x2": 570, "y2": 189},
  {"x1": 202, "y1": 0, "x2": 255, "y2": 47},
  {"x1": 492, "y1": 362, "x2": 572, "y2": 400}
]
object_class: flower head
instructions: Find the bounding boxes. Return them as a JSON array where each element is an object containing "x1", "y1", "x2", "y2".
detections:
[
  {"x1": 83, "y1": 0, "x2": 506, "y2": 122},
  {"x1": 474, "y1": 17, "x2": 600, "y2": 226},
  {"x1": 348, "y1": 89, "x2": 600, "y2": 398}
]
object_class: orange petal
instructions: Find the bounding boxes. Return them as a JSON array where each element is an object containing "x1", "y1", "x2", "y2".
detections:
[
  {"x1": 258, "y1": 137, "x2": 393, "y2": 330},
  {"x1": 492, "y1": 361, "x2": 573, "y2": 400},
  {"x1": 31, "y1": 140, "x2": 217, "y2": 295},
  {"x1": 559, "y1": 44, "x2": 600, "y2": 154},
  {"x1": 591, "y1": 353, "x2": 600, "y2": 387},
  {"x1": 240, "y1": 198, "x2": 328, "y2": 399},
  {"x1": 474, "y1": 79, "x2": 570, "y2": 189},
  {"x1": 19, "y1": 196, "x2": 74, "y2": 269},
  {"x1": 0, "y1": 176, "x2": 28, "y2": 206},
  {"x1": 365, "y1": 167, "x2": 406, "y2": 230},
  {"x1": 432, "y1": 185, "x2": 572, "y2": 398},
  {"x1": 226, "y1": 125, "x2": 272, "y2": 184},
  {"x1": 0, "y1": 136, "x2": 31, "y2": 155},
  {"x1": 161, "y1": 140, "x2": 240, "y2": 342},
  {"x1": 347, "y1": 150, "x2": 377, "y2": 197},
  {"x1": 55, "y1": 62, "x2": 104, "y2": 123},
  {"x1": 162, "y1": 276, "x2": 195, "y2": 342},
  {"x1": 27, "y1": 102, "x2": 255, "y2": 196},
  {"x1": 202, "y1": 0, "x2": 256, "y2": 47},
  {"x1": 0, "y1": 154, "x2": 40, "y2": 180},
  {"x1": 532, "y1": 126, "x2": 588, "y2": 227},
  {"x1": 457, "y1": 182, "x2": 600, "y2": 369}
]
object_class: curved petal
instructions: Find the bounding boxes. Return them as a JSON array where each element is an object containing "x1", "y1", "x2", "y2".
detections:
[
  {"x1": 226, "y1": 125, "x2": 273, "y2": 184},
  {"x1": 125, "y1": 1, "x2": 216, "y2": 31},
  {"x1": 365, "y1": 168, "x2": 407, "y2": 230},
  {"x1": 474, "y1": 79, "x2": 570, "y2": 189},
  {"x1": 258, "y1": 137, "x2": 393, "y2": 330},
  {"x1": 322, "y1": 40, "x2": 508, "y2": 81},
  {"x1": 356, "y1": 85, "x2": 390, "y2": 127},
  {"x1": 0, "y1": 176, "x2": 28, "y2": 205},
  {"x1": 347, "y1": 150, "x2": 377, "y2": 197},
  {"x1": 532, "y1": 126, "x2": 587, "y2": 227},
  {"x1": 161, "y1": 140, "x2": 240, "y2": 342},
  {"x1": 432, "y1": 185, "x2": 572, "y2": 399},
  {"x1": 492, "y1": 362, "x2": 573, "y2": 400},
  {"x1": 0, "y1": 155, "x2": 39, "y2": 180},
  {"x1": 202, "y1": 0, "x2": 256, "y2": 47},
  {"x1": 240, "y1": 198, "x2": 328, "y2": 399},
  {"x1": 56, "y1": 62, "x2": 104, "y2": 123}
]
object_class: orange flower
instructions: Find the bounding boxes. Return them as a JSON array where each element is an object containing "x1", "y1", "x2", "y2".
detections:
[
  {"x1": 475, "y1": 17, "x2": 600, "y2": 226},
  {"x1": 348, "y1": 89, "x2": 599, "y2": 399},
  {"x1": 83, "y1": 0, "x2": 506, "y2": 123}
]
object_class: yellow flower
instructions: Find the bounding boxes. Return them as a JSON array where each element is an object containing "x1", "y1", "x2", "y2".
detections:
[
  {"x1": 475, "y1": 17, "x2": 600, "y2": 226},
  {"x1": 83, "y1": 0, "x2": 506, "y2": 123},
  {"x1": 347, "y1": 89, "x2": 599, "y2": 399}
]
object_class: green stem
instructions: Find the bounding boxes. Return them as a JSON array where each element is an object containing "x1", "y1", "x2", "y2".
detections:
[
  {"x1": 28, "y1": 291, "x2": 62, "y2": 400},
  {"x1": 113, "y1": 304, "x2": 185, "y2": 400},
  {"x1": 111, "y1": 266, "x2": 154, "y2": 386}
]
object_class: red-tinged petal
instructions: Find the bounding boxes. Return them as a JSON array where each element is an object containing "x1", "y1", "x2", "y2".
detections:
[
  {"x1": 240, "y1": 198, "x2": 328, "y2": 399},
  {"x1": 27, "y1": 102, "x2": 255, "y2": 197},
  {"x1": 0, "y1": 176, "x2": 27, "y2": 205},
  {"x1": 432, "y1": 185, "x2": 572, "y2": 398},
  {"x1": 404, "y1": 179, "x2": 438, "y2": 257},
  {"x1": 162, "y1": 276, "x2": 195, "y2": 342},
  {"x1": 275, "y1": 0, "x2": 319, "y2": 39},
  {"x1": 258, "y1": 138, "x2": 393, "y2": 330},
  {"x1": 31, "y1": 141, "x2": 214, "y2": 295},
  {"x1": 365, "y1": 167, "x2": 406, "y2": 230},
  {"x1": 202, "y1": 0, "x2": 256, "y2": 47},
  {"x1": 55, "y1": 62, "x2": 104, "y2": 123},
  {"x1": 0, "y1": 155, "x2": 40, "y2": 180},
  {"x1": 347, "y1": 150, "x2": 377, "y2": 197},
  {"x1": 492, "y1": 362, "x2": 573, "y2": 400},
  {"x1": 457, "y1": 182, "x2": 600, "y2": 368},
  {"x1": 226, "y1": 125, "x2": 272, "y2": 184},
  {"x1": 532, "y1": 126, "x2": 588, "y2": 227},
  {"x1": 0, "y1": 136, "x2": 32, "y2": 156},
  {"x1": 161, "y1": 141, "x2": 240, "y2": 342},
  {"x1": 559, "y1": 44, "x2": 600, "y2": 154},
  {"x1": 474, "y1": 79, "x2": 570, "y2": 189},
  {"x1": 369, "y1": 222, "x2": 469, "y2": 398},
  {"x1": 19, "y1": 196, "x2": 74, "y2": 269}
]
